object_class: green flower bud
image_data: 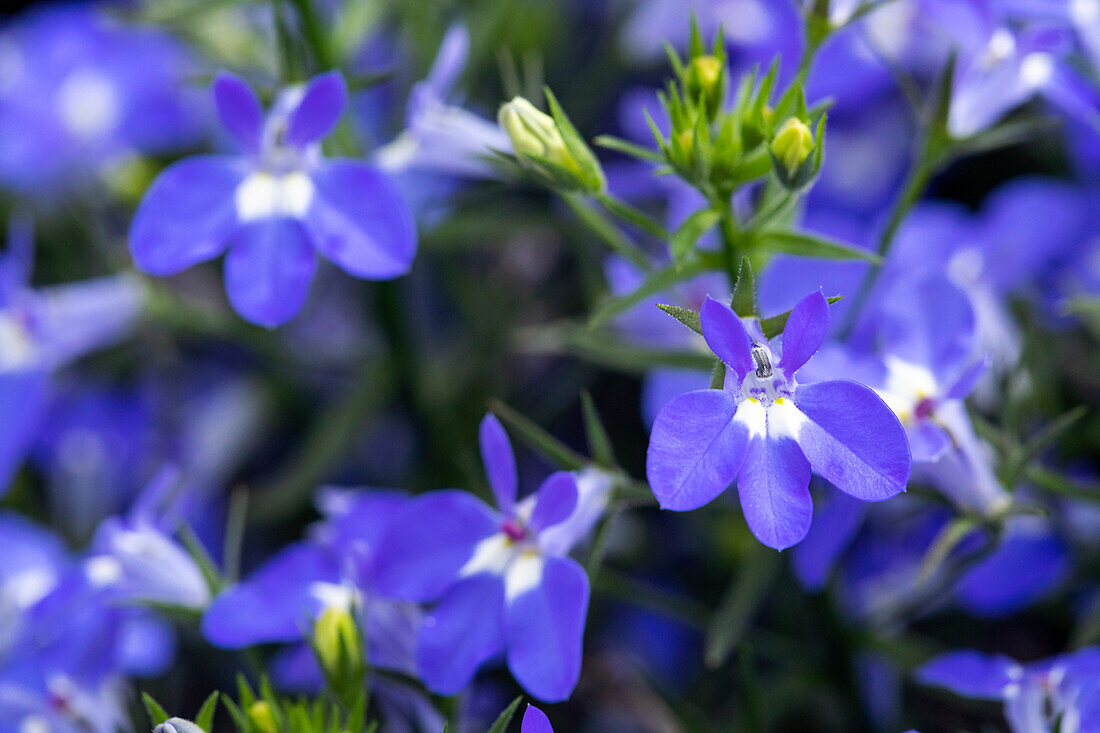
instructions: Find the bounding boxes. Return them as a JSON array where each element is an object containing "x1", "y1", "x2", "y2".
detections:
[
  {"x1": 247, "y1": 702, "x2": 277, "y2": 733},
  {"x1": 686, "y1": 55, "x2": 724, "y2": 114},
  {"x1": 314, "y1": 605, "x2": 363, "y2": 684},
  {"x1": 498, "y1": 95, "x2": 604, "y2": 192},
  {"x1": 500, "y1": 97, "x2": 578, "y2": 169},
  {"x1": 771, "y1": 118, "x2": 814, "y2": 178}
]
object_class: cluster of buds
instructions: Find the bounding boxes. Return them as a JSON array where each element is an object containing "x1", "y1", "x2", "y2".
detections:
[
  {"x1": 651, "y1": 22, "x2": 826, "y2": 198},
  {"x1": 498, "y1": 90, "x2": 606, "y2": 193}
]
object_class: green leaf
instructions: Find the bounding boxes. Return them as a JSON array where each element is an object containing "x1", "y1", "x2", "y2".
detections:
[
  {"x1": 705, "y1": 545, "x2": 779, "y2": 668},
  {"x1": 1004, "y1": 406, "x2": 1090, "y2": 486},
  {"x1": 758, "y1": 296, "x2": 843, "y2": 339},
  {"x1": 544, "y1": 87, "x2": 605, "y2": 191},
  {"x1": 595, "y1": 191, "x2": 670, "y2": 240},
  {"x1": 917, "y1": 517, "x2": 980, "y2": 585},
  {"x1": 595, "y1": 134, "x2": 665, "y2": 164},
  {"x1": 710, "y1": 360, "x2": 727, "y2": 389},
  {"x1": 221, "y1": 697, "x2": 251, "y2": 732},
  {"x1": 730, "y1": 257, "x2": 757, "y2": 317},
  {"x1": 142, "y1": 693, "x2": 170, "y2": 726},
  {"x1": 754, "y1": 230, "x2": 881, "y2": 263},
  {"x1": 589, "y1": 254, "x2": 718, "y2": 329},
  {"x1": 486, "y1": 696, "x2": 524, "y2": 733},
  {"x1": 562, "y1": 193, "x2": 651, "y2": 271},
  {"x1": 177, "y1": 522, "x2": 224, "y2": 593},
  {"x1": 581, "y1": 391, "x2": 617, "y2": 468},
  {"x1": 487, "y1": 399, "x2": 587, "y2": 471},
  {"x1": 656, "y1": 303, "x2": 702, "y2": 335},
  {"x1": 671, "y1": 208, "x2": 722, "y2": 261},
  {"x1": 516, "y1": 324, "x2": 715, "y2": 373},
  {"x1": 195, "y1": 691, "x2": 220, "y2": 732}
]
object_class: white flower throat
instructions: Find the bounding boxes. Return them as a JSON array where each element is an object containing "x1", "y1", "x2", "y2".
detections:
[
  {"x1": 737, "y1": 342, "x2": 793, "y2": 407},
  {"x1": 234, "y1": 115, "x2": 316, "y2": 222}
]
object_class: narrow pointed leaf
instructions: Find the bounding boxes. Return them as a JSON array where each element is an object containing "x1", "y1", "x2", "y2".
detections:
[
  {"x1": 671, "y1": 208, "x2": 721, "y2": 262},
  {"x1": 488, "y1": 399, "x2": 587, "y2": 471},
  {"x1": 758, "y1": 296, "x2": 843, "y2": 339},
  {"x1": 754, "y1": 230, "x2": 880, "y2": 263},
  {"x1": 581, "y1": 391, "x2": 616, "y2": 468},
  {"x1": 656, "y1": 303, "x2": 702, "y2": 335},
  {"x1": 195, "y1": 691, "x2": 219, "y2": 732},
  {"x1": 486, "y1": 696, "x2": 524, "y2": 733},
  {"x1": 142, "y1": 693, "x2": 169, "y2": 726},
  {"x1": 730, "y1": 257, "x2": 757, "y2": 317}
]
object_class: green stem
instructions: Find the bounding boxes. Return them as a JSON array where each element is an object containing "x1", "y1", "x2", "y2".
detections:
[
  {"x1": 836, "y1": 135, "x2": 948, "y2": 340},
  {"x1": 271, "y1": 0, "x2": 302, "y2": 82},
  {"x1": 289, "y1": 0, "x2": 334, "y2": 70},
  {"x1": 717, "y1": 200, "x2": 741, "y2": 289},
  {"x1": 563, "y1": 192, "x2": 652, "y2": 271}
]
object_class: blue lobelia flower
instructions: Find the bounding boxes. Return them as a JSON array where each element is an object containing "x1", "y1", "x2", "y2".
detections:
[
  {"x1": 0, "y1": 4, "x2": 203, "y2": 195},
  {"x1": 646, "y1": 291, "x2": 911, "y2": 550},
  {"x1": 202, "y1": 488, "x2": 422, "y2": 682},
  {"x1": 129, "y1": 70, "x2": 417, "y2": 327},
  {"x1": 522, "y1": 704, "x2": 554, "y2": 733},
  {"x1": 918, "y1": 647, "x2": 1100, "y2": 732},
  {"x1": 373, "y1": 414, "x2": 592, "y2": 702},
  {"x1": 374, "y1": 24, "x2": 511, "y2": 180},
  {"x1": 0, "y1": 219, "x2": 144, "y2": 496}
]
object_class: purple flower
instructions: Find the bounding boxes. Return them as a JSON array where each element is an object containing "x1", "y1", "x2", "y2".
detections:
[
  {"x1": 0, "y1": 4, "x2": 203, "y2": 195},
  {"x1": 203, "y1": 488, "x2": 422, "y2": 684},
  {"x1": 0, "y1": 219, "x2": 143, "y2": 496},
  {"x1": 374, "y1": 24, "x2": 510, "y2": 179},
  {"x1": 646, "y1": 291, "x2": 911, "y2": 549},
  {"x1": 130, "y1": 70, "x2": 417, "y2": 327},
  {"x1": 373, "y1": 414, "x2": 592, "y2": 702},
  {"x1": 918, "y1": 647, "x2": 1100, "y2": 732}
]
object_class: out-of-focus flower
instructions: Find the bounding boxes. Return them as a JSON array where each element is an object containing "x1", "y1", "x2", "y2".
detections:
[
  {"x1": 155, "y1": 718, "x2": 207, "y2": 733},
  {"x1": 0, "y1": 4, "x2": 204, "y2": 195},
  {"x1": 646, "y1": 292, "x2": 911, "y2": 549},
  {"x1": 130, "y1": 70, "x2": 416, "y2": 327},
  {"x1": 374, "y1": 414, "x2": 593, "y2": 701},
  {"x1": 926, "y1": 3, "x2": 1100, "y2": 138},
  {"x1": 918, "y1": 647, "x2": 1100, "y2": 732},
  {"x1": 374, "y1": 24, "x2": 510, "y2": 179},
  {"x1": 0, "y1": 219, "x2": 144, "y2": 496},
  {"x1": 202, "y1": 489, "x2": 422, "y2": 683}
]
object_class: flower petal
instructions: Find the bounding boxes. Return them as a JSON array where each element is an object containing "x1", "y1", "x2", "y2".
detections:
[
  {"x1": 0, "y1": 369, "x2": 49, "y2": 496},
  {"x1": 777, "y1": 290, "x2": 829, "y2": 375},
  {"x1": 735, "y1": 400, "x2": 813, "y2": 550},
  {"x1": 224, "y1": 217, "x2": 317, "y2": 327},
  {"x1": 909, "y1": 421, "x2": 952, "y2": 463},
  {"x1": 945, "y1": 356, "x2": 989, "y2": 400},
  {"x1": 286, "y1": 71, "x2": 348, "y2": 148},
  {"x1": 212, "y1": 71, "x2": 264, "y2": 154},
  {"x1": 917, "y1": 650, "x2": 1020, "y2": 700},
  {"x1": 955, "y1": 521, "x2": 1069, "y2": 617},
  {"x1": 480, "y1": 413, "x2": 517, "y2": 514},
  {"x1": 646, "y1": 389, "x2": 748, "y2": 511},
  {"x1": 878, "y1": 272, "x2": 975, "y2": 381},
  {"x1": 373, "y1": 490, "x2": 499, "y2": 602},
  {"x1": 201, "y1": 542, "x2": 340, "y2": 648},
  {"x1": 129, "y1": 156, "x2": 246, "y2": 276},
  {"x1": 521, "y1": 704, "x2": 554, "y2": 733},
  {"x1": 306, "y1": 161, "x2": 417, "y2": 279},
  {"x1": 793, "y1": 380, "x2": 912, "y2": 501},
  {"x1": 505, "y1": 555, "x2": 589, "y2": 702},
  {"x1": 527, "y1": 471, "x2": 578, "y2": 533},
  {"x1": 791, "y1": 490, "x2": 866, "y2": 590},
  {"x1": 700, "y1": 296, "x2": 754, "y2": 380},
  {"x1": 417, "y1": 573, "x2": 505, "y2": 695}
]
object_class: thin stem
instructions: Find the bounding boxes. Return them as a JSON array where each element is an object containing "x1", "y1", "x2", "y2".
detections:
[
  {"x1": 717, "y1": 199, "x2": 741, "y2": 289},
  {"x1": 562, "y1": 192, "x2": 653, "y2": 271},
  {"x1": 836, "y1": 135, "x2": 947, "y2": 340},
  {"x1": 289, "y1": 0, "x2": 334, "y2": 70}
]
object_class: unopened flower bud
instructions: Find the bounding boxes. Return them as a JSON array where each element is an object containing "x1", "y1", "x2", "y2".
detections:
[
  {"x1": 686, "y1": 55, "x2": 724, "y2": 113},
  {"x1": 154, "y1": 719, "x2": 206, "y2": 733},
  {"x1": 499, "y1": 98, "x2": 576, "y2": 172},
  {"x1": 314, "y1": 605, "x2": 362, "y2": 682},
  {"x1": 498, "y1": 95, "x2": 604, "y2": 192},
  {"x1": 771, "y1": 118, "x2": 814, "y2": 177},
  {"x1": 248, "y1": 701, "x2": 278, "y2": 733}
]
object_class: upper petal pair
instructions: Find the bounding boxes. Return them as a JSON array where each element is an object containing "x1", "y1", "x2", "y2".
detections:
[{"x1": 213, "y1": 70, "x2": 347, "y2": 153}]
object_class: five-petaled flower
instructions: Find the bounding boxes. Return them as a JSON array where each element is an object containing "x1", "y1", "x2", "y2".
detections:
[
  {"x1": 374, "y1": 414, "x2": 590, "y2": 702},
  {"x1": 130, "y1": 70, "x2": 417, "y2": 327},
  {"x1": 646, "y1": 291, "x2": 912, "y2": 550}
]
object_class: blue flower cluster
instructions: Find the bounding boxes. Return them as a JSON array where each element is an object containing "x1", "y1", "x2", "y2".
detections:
[{"x1": 1, "y1": 0, "x2": 1100, "y2": 731}]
